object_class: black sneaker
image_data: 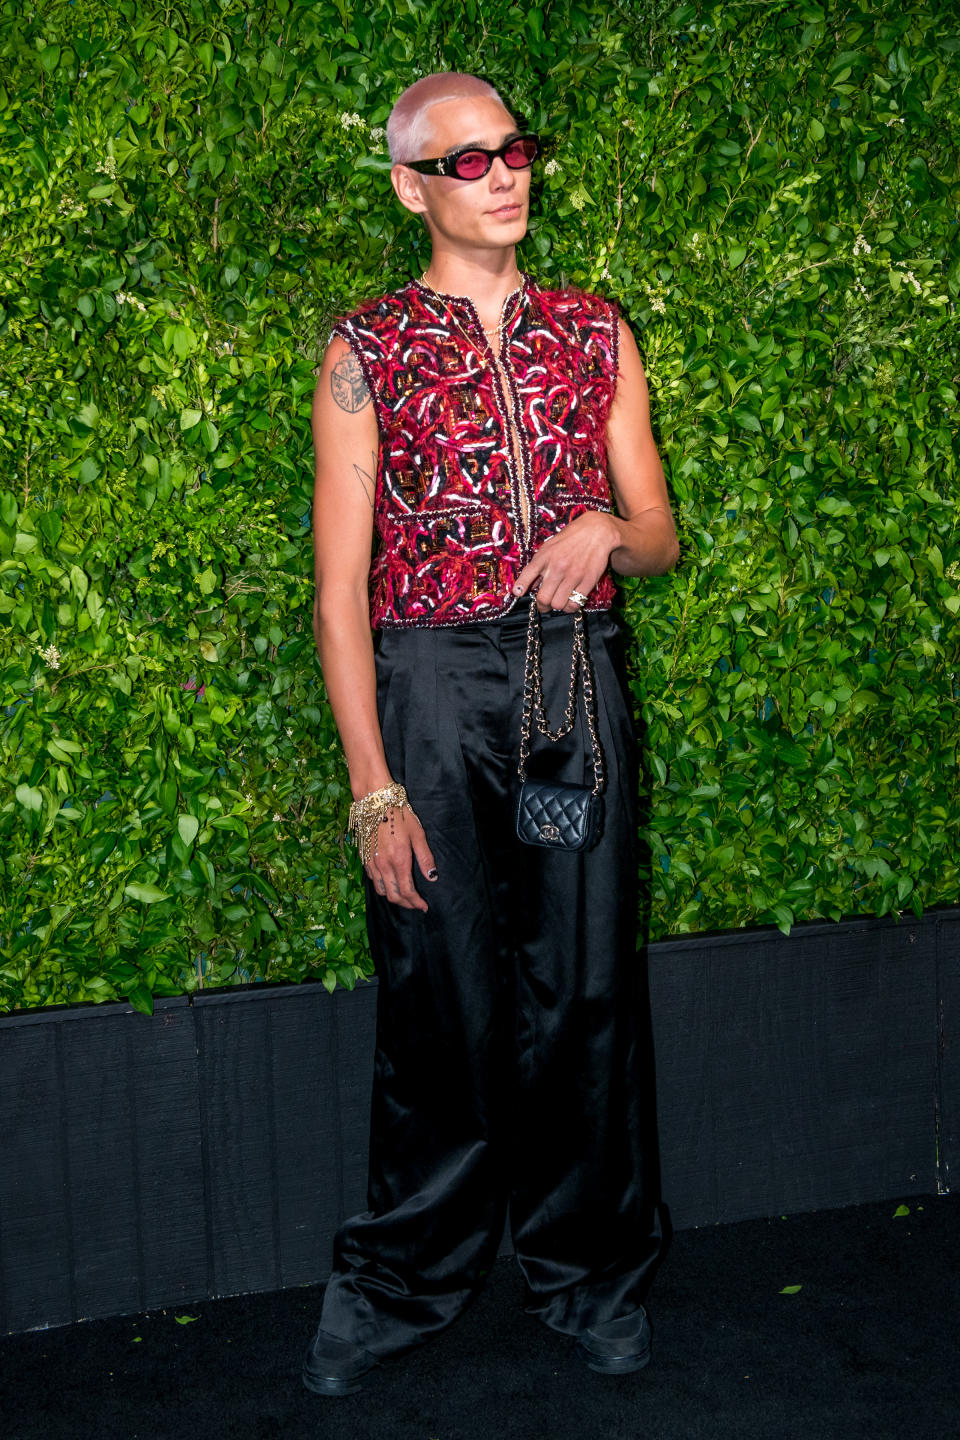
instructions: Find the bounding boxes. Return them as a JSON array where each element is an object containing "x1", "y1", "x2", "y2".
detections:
[
  {"x1": 302, "y1": 1326, "x2": 380, "y2": 1396},
  {"x1": 574, "y1": 1306, "x2": 653, "y2": 1375}
]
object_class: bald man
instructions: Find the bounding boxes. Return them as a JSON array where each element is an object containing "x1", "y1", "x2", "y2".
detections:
[{"x1": 302, "y1": 70, "x2": 678, "y2": 1396}]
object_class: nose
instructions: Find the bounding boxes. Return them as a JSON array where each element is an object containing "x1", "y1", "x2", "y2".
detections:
[{"x1": 489, "y1": 154, "x2": 517, "y2": 188}]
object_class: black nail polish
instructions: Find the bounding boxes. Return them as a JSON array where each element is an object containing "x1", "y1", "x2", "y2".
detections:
[{"x1": 428, "y1": 868, "x2": 438, "y2": 880}]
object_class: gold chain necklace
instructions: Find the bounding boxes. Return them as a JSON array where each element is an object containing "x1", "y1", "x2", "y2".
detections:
[{"x1": 417, "y1": 271, "x2": 523, "y2": 356}]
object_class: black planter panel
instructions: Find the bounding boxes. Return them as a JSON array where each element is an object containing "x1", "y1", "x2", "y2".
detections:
[
  {"x1": 939, "y1": 909, "x2": 960, "y2": 1195},
  {"x1": 2, "y1": 912, "x2": 955, "y2": 1335},
  {"x1": 192, "y1": 980, "x2": 376, "y2": 1299},
  {"x1": 649, "y1": 914, "x2": 940, "y2": 1230},
  {"x1": 0, "y1": 996, "x2": 202, "y2": 1331}
]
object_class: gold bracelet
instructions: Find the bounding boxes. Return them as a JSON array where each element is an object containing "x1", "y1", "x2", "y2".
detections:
[{"x1": 347, "y1": 782, "x2": 412, "y2": 867}]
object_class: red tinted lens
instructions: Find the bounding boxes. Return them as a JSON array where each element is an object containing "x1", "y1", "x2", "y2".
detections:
[
  {"x1": 453, "y1": 150, "x2": 491, "y2": 179},
  {"x1": 504, "y1": 137, "x2": 539, "y2": 168}
]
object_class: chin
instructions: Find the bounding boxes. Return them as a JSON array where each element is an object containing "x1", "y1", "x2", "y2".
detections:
[{"x1": 485, "y1": 215, "x2": 528, "y2": 237}]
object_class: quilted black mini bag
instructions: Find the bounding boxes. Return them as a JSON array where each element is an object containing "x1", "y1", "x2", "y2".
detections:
[{"x1": 515, "y1": 596, "x2": 606, "y2": 852}]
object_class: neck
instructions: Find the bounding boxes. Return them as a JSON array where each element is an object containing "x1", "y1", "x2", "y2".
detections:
[{"x1": 419, "y1": 249, "x2": 523, "y2": 307}]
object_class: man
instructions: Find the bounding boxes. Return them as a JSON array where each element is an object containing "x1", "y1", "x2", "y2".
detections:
[{"x1": 303, "y1": 71, "x2": 680, "y2": 1396}]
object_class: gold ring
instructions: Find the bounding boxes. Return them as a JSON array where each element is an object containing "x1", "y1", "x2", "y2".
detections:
[{"x1": 568, "y1": 589, "x2": 588, "y2": 607}]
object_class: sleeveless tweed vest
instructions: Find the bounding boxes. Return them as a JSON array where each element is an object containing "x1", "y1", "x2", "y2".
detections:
[{"x1": 329, "y1": 271, "x2": 621, "y2": 628}]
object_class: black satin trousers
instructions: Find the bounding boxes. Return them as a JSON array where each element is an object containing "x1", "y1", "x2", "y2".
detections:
[{"x1": 319, "y1": 605, "x2": 664, "y2": 1357}]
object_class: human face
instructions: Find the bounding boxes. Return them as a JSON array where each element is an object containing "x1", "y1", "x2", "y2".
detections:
[{"x1": 392, "y1": 97, "x2": 532, "y2": 251}]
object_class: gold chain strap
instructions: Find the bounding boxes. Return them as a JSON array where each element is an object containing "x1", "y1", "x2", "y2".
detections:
[{"x1": 518, "y1": 599, "x2": 606, "y2": 797}]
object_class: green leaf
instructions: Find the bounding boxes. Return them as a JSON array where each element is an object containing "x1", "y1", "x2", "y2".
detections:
[
  {"x1": 779, "y1": 1284, "x2": 803, "y2": 1294},
  {"x1": 127, "y1": 983, "x2": 154, "y2": 1015},
  {"x1": 728, "y1": 244, "x2": 747, "y2": 268},
  {"x1": 16, "y1": 784, "x2": 43, "y2": 812},
  {"x1": 123, "y1": 883, "x2": 169, "y2": 904},
  {"x1": 177, "y1": 815, "x2": 200, "y2": 846},
  {"x1": 893, "y1": 1204, "x2": 910, "y2": 1217},
  {"x1": 180, "y1": 408, "x2": 203, "y2": 431}
]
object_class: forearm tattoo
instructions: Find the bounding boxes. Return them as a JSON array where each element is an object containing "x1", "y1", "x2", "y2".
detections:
[
  {"x1": 331, "y1": 351, "x2": 372, "y2": 412},
  {"x1": 354, "y1": 451, "x2": 376, "y2": 508}
]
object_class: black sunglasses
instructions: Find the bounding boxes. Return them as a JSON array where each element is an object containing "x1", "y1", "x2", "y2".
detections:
[{"x1": 402, "y1": 133, "x2": 541, "y2": 181}]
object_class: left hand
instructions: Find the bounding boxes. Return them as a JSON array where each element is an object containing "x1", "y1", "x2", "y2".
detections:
[{"x1": 509, "y1": 511, "x2": 619, "y2": 612}]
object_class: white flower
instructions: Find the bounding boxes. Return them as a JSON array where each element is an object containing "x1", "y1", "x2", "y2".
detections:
[
  {"x1": 339, "y1": 111, "x2": 366, "y2": 130},
  {"x1": 544, "y1": 158, "x2": 560, "y2": 176},
  {"x1": 898, "y1": 267, "x2": 922, "y2": 294},
  {"x1": 115, "y1": 290, "x2": 147, "y2": 311},
  {"x1": 39, "y1": 644, "x2": 60, "y2": 669},
  {"x1": 853, "y1": 235, "x2": 871, "y2": 255},
  {"x1": 569, "y1": 191, "x2": 585, "y2": 211},
  {"x1": 643, "y1": 281, "x2": 668, "y2": 314},
  {"x1": 369, "y1": 126, "x2": 385, "y2": 141},
  {"x1": 94, "y1": 155, "x2": 119, "y2": 177},
  {"x1": 885, "y1": 115, "x2": 905, "y2": 126}
]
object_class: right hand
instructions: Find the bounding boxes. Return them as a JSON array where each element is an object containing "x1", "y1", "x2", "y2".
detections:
[{"x1": 366, "y1": 804, "x2": 438, "y2": 912}]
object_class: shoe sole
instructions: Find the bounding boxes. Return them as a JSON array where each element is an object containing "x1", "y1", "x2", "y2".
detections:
[
  {"x1": 302, "y1": 1364, "x2": 370, "y2": 1396},
  {"x1": 574, "y1": 1342, "x2": 652, "y2": 1375}
]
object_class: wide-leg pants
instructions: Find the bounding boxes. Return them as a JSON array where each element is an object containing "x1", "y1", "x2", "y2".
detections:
[{"x1": 319, "y1": 605, "x2": 664, "y2": 1358}]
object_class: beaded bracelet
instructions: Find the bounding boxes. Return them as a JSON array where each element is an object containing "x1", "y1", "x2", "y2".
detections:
[{"x1": 347, "y1": 782, "x2": 412, "y2": 867}]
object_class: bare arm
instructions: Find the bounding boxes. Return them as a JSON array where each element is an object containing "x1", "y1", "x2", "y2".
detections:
[
  {"x1": 602, "y1": 316, "x2": 680, "y2": 577},
  {"x1": 511, "y1": 316, "x2": 680, "y2": 611},
  {"x1": 312, "y1": 337, "x2": 436, "y2": 910}
]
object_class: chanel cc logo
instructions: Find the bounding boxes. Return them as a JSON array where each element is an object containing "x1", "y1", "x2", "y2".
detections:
[{"x1": 539, "y1": 824, "x2": 561, "y2": 842}]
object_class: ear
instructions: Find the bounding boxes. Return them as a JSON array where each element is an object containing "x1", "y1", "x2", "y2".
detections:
[{"x1": 390, "y1": 164, "x2": 429, "y2": 216}]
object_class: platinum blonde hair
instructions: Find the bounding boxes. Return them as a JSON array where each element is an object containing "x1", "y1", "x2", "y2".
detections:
[{"x1": 387, "y1": 72, "x2": 510, "y2": 165}]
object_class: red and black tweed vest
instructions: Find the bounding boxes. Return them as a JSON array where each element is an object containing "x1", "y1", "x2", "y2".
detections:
[{"x1": 329, "y1": 270, "x2": 621, "y2": 629}]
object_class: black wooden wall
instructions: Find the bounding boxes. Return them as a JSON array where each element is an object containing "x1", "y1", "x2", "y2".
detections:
[{"x1": 1, "y1": 907, "x2": 956, "y2": 1335}]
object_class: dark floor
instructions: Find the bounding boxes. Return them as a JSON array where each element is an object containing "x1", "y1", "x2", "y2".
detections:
[{"x1": 2, "y1": 1192, "x2": 955, "y2": 1440}]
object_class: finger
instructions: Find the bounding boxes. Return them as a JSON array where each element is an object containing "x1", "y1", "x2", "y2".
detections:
[
  {"x1": 534, "y1": 576, "x2": 574, "y2": 611},
  {"x1": 366, "y1": 858, "x2": 389, "y2": 897},
  {"x1": 510, "y1": 558, "x2": 546, "y2": 599},
  {"x1": 411, "y1": 828, "x2": 438, "y2": 882},
  {"x1": 378, "y1": 855, "x2": 428, "y2": 912}
]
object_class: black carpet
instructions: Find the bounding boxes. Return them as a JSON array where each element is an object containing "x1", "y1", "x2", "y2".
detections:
[{"x1": 2, "y1": 1192, "x2": 955, "y2": 1440}]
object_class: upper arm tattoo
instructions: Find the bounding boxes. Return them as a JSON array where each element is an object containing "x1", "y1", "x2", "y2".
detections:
[{"x1": 331, "y1": 350, "x2": 372, "y2": 412}]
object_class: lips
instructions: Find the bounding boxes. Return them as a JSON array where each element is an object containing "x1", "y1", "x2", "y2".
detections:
[{"x1": 490, "y1": 204, "x2": 521, "y2": 217}]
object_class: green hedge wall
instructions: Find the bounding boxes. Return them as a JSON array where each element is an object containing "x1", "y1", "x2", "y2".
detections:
[{"x1": 1, "y1": 0, "x2": 958, "y2": 1013}]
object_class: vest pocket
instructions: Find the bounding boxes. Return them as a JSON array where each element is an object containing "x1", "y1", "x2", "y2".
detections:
[{"x1": 397, "y1": 505, "x2": 494, "y2": 561}]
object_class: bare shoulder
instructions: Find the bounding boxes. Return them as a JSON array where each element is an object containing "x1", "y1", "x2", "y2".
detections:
[
  {"x1": 611, "y1": 315, "x2": 651, "y2": 408},
  {"x1": 315, "y1": 335, "x2": 373, "y2": 417}
]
